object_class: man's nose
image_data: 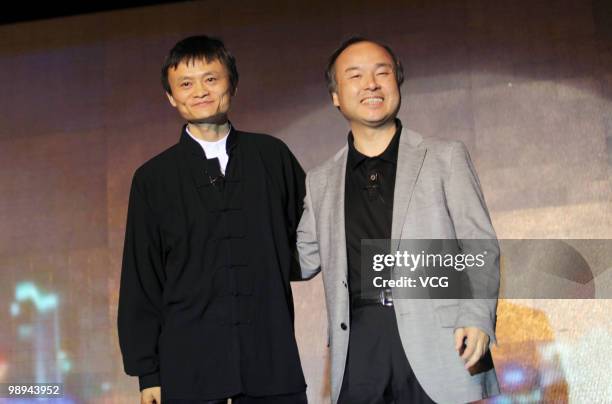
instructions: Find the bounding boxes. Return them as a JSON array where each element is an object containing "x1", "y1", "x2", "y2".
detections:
[
  {"x1": 194, "y1": 81, "x2": 209, "y2": 97},
  {"x1": 364, "y1": 73, "x2": 380, "y2": 90}
]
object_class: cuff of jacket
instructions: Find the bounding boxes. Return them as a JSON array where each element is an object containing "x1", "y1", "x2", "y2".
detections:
[
  {"x1": 455, "y1": 313, "x2": 497, "y2": 347},
  {"x1": 139, "y1": 372, "x2": 160, "y2": 391}
]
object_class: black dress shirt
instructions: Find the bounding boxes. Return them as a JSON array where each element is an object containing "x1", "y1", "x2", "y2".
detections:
[
  {"x1": 118, "y1": 124, "x2": 306, "y2": 400},
  {"x1": 345, "y1": 120, "x2": 402, "y2": 298}
]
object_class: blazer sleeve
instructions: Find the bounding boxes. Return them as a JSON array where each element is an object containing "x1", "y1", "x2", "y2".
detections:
[
  {"x1": 277, "y1": 143, "x2": 307, "y2": 282},
  {"x1": 117, "y1": 171, "x2": 165, "y2": 390},
  {"x1": 296, "y1": 172, "x2": 322, "y2": 280},
  {"x1": 444, "y1": 141, "x2": 500, "y2": 346}
]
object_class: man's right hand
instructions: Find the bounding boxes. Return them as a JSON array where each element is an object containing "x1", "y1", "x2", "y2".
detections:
[{"x1": 141, "y1": 386, "x2": 161, "y2": 404}]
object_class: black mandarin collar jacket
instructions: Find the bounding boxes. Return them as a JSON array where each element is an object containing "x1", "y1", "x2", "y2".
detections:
[{"x1": 118, "y1": 124, "x2": 306, "y2": 400}]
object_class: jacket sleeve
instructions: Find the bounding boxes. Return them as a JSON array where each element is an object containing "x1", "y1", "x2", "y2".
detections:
[
  {"x1": 278, "y1": 143, "x2": 307, "y2": 282},
  {"x1": 117, "y1": 171, "x2": 165, "y2": 390},
  {"x1": 445, "y1": 141, "x2": 500, "y2": 346},
  {"x1": 296, "y1": 172, "x2": 322, "y2": 280}
]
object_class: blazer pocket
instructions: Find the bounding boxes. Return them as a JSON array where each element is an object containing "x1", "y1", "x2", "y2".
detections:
[
  {"x1": 435, "y1": 304, "x2": 459, "y2": 328},
  {"x1": 409, "y1": 194, "x2": 446, "y2": 212}
]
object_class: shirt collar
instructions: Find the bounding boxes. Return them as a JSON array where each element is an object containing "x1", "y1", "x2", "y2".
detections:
[
  {"x1": 186, "y1": 123, "x2": 231, "y2": 148},
  {"x1": 347, "y1": 119, "x2": 402, "y2": 169},
  {"x1": 180, "y1": 121, "x2": 238, "y2": 156}
]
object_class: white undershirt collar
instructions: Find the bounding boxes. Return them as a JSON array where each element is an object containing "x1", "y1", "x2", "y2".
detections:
[{"x1": 186, "y1": 124, "x2": 231, "y2": 174}]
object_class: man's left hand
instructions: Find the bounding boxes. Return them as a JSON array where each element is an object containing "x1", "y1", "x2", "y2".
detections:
[{"x1": 454, "y1": 327, "x2": 490, "y2": 369}]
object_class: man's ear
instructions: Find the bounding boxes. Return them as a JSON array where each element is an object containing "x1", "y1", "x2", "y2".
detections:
[
  {"x1": 166, "y1": 91, "x2": 177, "y2": 107},
  {"x1": 332, "y1": 91, "x2": 340, "y2": 108}
]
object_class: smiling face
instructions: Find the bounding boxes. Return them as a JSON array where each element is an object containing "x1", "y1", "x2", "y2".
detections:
[
  {"x1": 331, "y1": 41, "x2": 401, "y2": 130},
  {"x1": 165, "y1": 57, "x2": 234, "y2": 124}
]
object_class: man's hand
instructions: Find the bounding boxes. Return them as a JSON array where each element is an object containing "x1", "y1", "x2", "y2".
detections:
[
  {"x1": 141, "y1": 386, "x2": 161, "y2": 404},
  {"x1": 454, "y1": 327, "x2": 490, "y2": 369}
]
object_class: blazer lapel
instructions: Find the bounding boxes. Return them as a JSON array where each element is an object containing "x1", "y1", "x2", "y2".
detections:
[
  {"x1": 391, "y1": 129, "x2": 426, "y2": 249},
  {"x1": 326, "y1": 146, "x2": 349, "y2": 279}
]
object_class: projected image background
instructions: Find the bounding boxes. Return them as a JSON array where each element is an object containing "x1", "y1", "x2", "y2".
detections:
[{"x1": 1, "y1": 0, "x2": 611, "y2": 402}]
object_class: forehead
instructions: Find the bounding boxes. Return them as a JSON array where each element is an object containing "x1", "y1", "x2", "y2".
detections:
[
  {"x1": 168, "y1": 57, "x2": 227, "y2": 77},
  {"x1": 335, "y1": 41, "x2": 394, "y2": 70}
]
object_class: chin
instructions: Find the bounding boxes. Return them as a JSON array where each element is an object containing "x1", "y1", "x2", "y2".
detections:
[
  {"x1": 191, "y1": 114, "x2": 229, "y2": 125},
  {"x1": 363, "y1": 115, "x2": 393, "y2": 126}
]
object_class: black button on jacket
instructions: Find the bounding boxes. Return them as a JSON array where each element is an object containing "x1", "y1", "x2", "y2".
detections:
[{"x1": 118, "y1": 125, "x2": 307, "y2": 400}]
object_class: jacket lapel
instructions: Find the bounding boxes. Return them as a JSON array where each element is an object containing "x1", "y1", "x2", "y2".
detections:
[
  {"x1": 326, "y1": 146, "x2": 349, "y2": 279},
  {"x1": 391, "y1": 129, "x2": 426, "y2": 249}
]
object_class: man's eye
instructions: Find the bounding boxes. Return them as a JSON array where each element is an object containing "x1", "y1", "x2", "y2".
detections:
[
  {"x1": 206, "y1": 77, "x2": 217, "y2": 82},
  {"x1": 377, "y1": 71, "x2": 390, "y2": 76},
  {"x1": 350, "y1": 74, "x2": 361, "y2": 79},
  {"x1": 181, "y1": 82, "x2": 191, "y2": 88}
]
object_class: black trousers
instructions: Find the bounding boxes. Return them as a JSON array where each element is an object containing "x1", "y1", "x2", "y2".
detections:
[
  {"x1": 165, "y1": 391, "x2": 307, "y2": 404},
  {"x1": 338, "y1": 305, "x2": 437, "y2": 404}
]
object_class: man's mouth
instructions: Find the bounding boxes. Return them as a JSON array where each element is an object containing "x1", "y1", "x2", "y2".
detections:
[
  {"x1": 193, "y1": 100, "x2": 213, "y2": 106},
  {"x1": 361, "y1": 97, "x2": 384, "y2": 105}
]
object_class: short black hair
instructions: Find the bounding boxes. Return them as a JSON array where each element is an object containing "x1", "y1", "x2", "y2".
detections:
[
  {"x1": 161, "y1": 35, "x2": 239, "y2": 95},
  {"x1": 325, "y1": 36, "x2": 404, "y2": 94}
]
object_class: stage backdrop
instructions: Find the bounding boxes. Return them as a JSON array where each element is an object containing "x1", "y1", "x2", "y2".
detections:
[{"x1": 1, "y1": 0, "x2": 611, "y2": 402}]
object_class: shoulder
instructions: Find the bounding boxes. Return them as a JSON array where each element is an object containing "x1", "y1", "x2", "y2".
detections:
[
  {"x1": 307, "y1": 145, "x2": 347, "y2": 179},
  {"x1": 132, "y1": 143, "x2": 181, "y2": 186},
  {"x1": 236, "y1": 130, "x2": 292, "y2": 154},
  {"x1": 235, "y1": 130, "x2": 304, "y2": 185},
  {"x1": 404, "y1": 128, "x2": 469, "y2": 162}
]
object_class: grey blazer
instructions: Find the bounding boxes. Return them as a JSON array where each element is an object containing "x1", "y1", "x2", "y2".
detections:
[{"x1": 297, "y1": 127, "x2": 500, "y2": 404}]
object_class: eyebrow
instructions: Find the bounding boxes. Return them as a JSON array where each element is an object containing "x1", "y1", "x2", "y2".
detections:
[
  {"x1": 343, "y1": 63, "x2": 393, "y2": 73},
  {"x1": 176, "y1": 72, "x2": 218, "y2": 81}
]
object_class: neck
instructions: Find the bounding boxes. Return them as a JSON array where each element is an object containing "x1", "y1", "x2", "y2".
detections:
[
  {"x1": 187, "y1": 120, "x2": 230, "y2": 142},
  {"x1": 351, "y1": 119, "x2": 397, "y2": 157}
]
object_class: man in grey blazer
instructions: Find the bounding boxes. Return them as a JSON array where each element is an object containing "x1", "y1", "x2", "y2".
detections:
[{"x1": 297, "y1": 37, "x2": 500, "y2": 403}]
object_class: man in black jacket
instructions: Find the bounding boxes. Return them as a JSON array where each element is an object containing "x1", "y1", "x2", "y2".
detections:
[{"x1": 118, "y1": 35, "x2": 307, "y2": 404}]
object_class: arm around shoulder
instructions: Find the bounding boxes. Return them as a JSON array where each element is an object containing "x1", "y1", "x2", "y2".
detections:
[{"x1": 296, "y1": 172, "x2": 322, "y2": 280}]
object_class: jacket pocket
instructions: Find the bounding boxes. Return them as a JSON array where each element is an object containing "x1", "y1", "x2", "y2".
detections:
[{"x1": 435, "y1": 304, "x2": 459, "y2": 328}]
